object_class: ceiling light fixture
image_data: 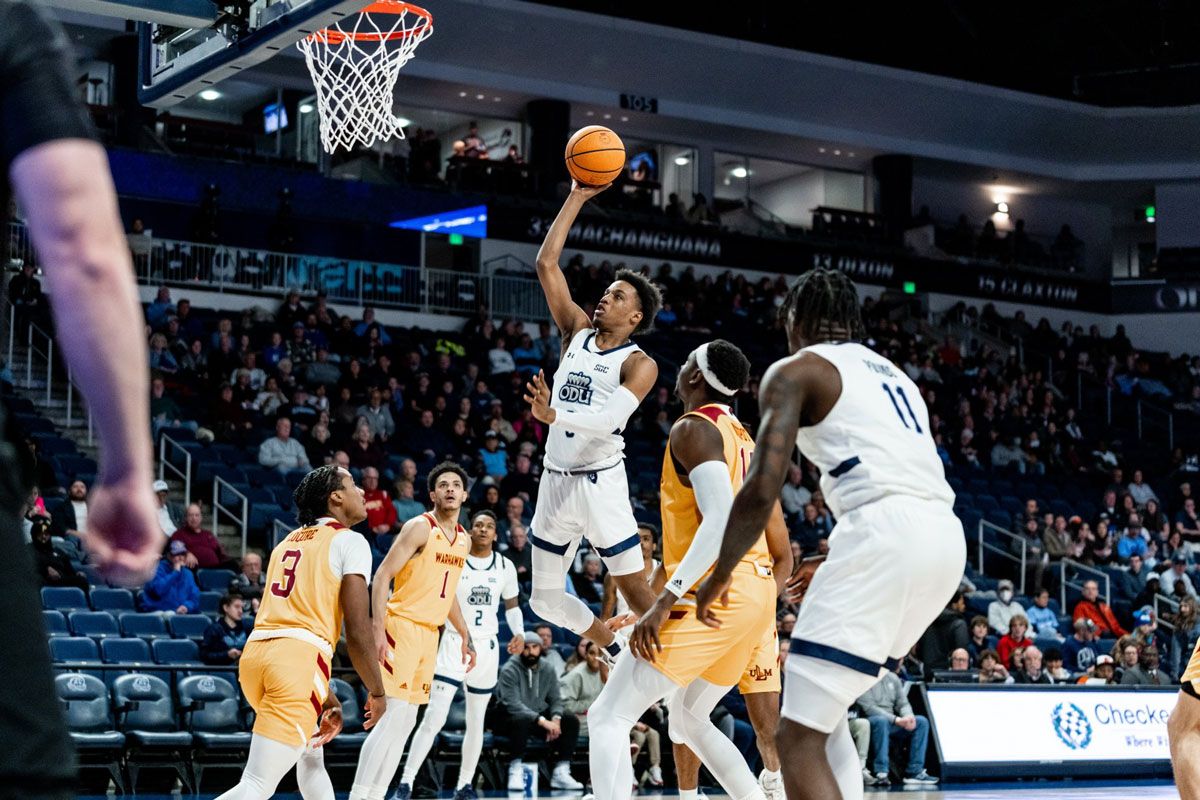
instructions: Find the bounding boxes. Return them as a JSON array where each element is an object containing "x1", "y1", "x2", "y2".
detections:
[
  {"x1": 395, "y1": 117, "x2": 411, "y2": 128},
  {"x1": 833, "y1": 149, "x2": 841, "y2": 156},
  {"x1": 475, "y1": 93, "x2": 485, "y2": 100},
  {"x1": 603, "y1": 113, "x2": 611, "y2": 119},
  {"x1": 299, "y1": 103, "x2": 314, "y2": 114},
  {"x1": 620, "y1": 116, "x2": 628, "y2": 122},
  {"x1": 994, "y1": 201, "x2": 1010, "y2": 215},
  {"x1": 818, "y1": 147, "x2": 826, "y2": 153},
  {"x1": 198, "y1": 89, "x2": 221, "y2": 101},
  {"x1": 458, "y1": 91, "x2": 467, "y2": 97},
  {"x1": 674, "y1": 156, "x2": 690, "y2": 166}
]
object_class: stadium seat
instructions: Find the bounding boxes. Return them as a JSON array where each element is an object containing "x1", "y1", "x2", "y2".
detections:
[
  {"x1": 197, "y1": 569, "x2": 237, "y2": 593},
  {"x1": 152, "y1": 638, "x2": 202, "y2": 666},
  {"x1": 43, "y1": 609, "x2": 69, "y2": 638},
  {"x1": 199, "y1": 591, "x2": 223, "y2": 615},
  {"x1": 974, "y1": 494, "x2": 1001, "y2": 513},
  {"x1": 90, "y1": 587, "x2": 135, "y2": 612},
  {"x1": 54, "y1": 673, "x2": 125, "y2": 792},
  {"x1": 100, "y1": 637, "x2": 151, "y2": 664},
  {"x1": 111, "y1": 673, "x2": 193, "y2": 793},
  {"x1": 169, "y1": 614, "x2": 212, "y2": 642},
  {"x1": 327, "y1": 678, "x2": 368, "y2": 754},
  {"x1": 50, "y1": 636, "x2": 99, "y2": 663},
  {"x1": 41, "y1": 586, "x2": 88, "y2": 612},
  {"x1": 178, "y1": 674, "x2": 252, "y2": 793},
  {"x1": 120, "y1": 613, "x2": 170, "y2": 641},
  {"x1": 68, "y1": 610, "x2": 120, "y2": 639}
]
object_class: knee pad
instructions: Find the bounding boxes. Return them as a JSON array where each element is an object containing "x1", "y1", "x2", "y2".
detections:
[{"x1": 528, "y1": 588, "x2": 562, "y2": 625}]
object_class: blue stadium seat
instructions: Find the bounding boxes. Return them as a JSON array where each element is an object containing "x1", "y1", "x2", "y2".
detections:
[
  {"x1": 50, "y1": 636, "x2": 99, "y2": 663},
  {"x1": 111, "y1": 673, "x2": 193, "y2": 793},
  {"x1": 199, "y1": 591, "x2": 223, "y2": 615},
  {"x1": 90, "y1": 587, "x2": 135, "y2": 612},
  {"x1": 178, "y1": 673, "x2": 252, "y2": 792},
  {"x1": 985, "y1": 510, "x2": 1012, "y2": 530},
  {"x1": 974, "y1": 494, "x2": 1001, "y2": 513},
  {"x1": 100, "y1": 637, "x2": 151, "y2": 664},
  {"x1": 1033, "y1": 635, "x2": 1064, "y2": 655},
  {"x1": 120, "y1": 613, "x2": 170, "y2": 641},
  {"x1": 42, "y1": 586, "x2": 88, "y2": 612},
  {"x1": 152, "y1": 638, "x2": 201, "y2": 666},
  {"x1": 168, "y1": 614, "x2": 212, "y2": 642},
  {"x1": 327, "y1": 678, "x2": 368, "y2": 752},
  {"x1": 54, "y1": 673, "x2": 125, "y2": 791},
  {"x1": 249, "y1": 504, "x2": 286, "y2": 533},
  {"x1": 197, "y1": 569, "x2": 237, "y2": 593},
  {"x1": 43, "y1": 609, "x2": 69, "y2": 638},
  {"x1": 68, "y1": 610, "x2": 120, "y2": 639}
]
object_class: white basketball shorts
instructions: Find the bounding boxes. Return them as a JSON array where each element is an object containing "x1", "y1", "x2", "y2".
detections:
[
  {"x1": 433, "y1": 629, "x2": 500, "y2": 693},
  {"x1": 528, "y1": 465, "x2": 643, "y2": 576}
]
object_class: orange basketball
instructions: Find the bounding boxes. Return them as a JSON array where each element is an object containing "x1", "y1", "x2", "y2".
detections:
[{"x1": 565, "y1": 125, "x2": 625, "y2": 186}]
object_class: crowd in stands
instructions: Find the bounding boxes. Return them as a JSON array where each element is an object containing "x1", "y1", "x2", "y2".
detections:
[{"x1": 932, "y1": 210, "x2": 1085, "y2": 272}]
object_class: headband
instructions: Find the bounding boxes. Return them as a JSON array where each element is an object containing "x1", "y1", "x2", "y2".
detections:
[{"x1": 695, "y1": 343, "x2": 738, "y2": 397}]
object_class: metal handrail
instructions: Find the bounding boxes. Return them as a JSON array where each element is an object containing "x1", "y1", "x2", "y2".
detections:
[
  {"x1": 212, "y1": 475, "x2": 249, "y2": 559},
  {"x1": 1154, "y1": 593, "x2": 1180, "y2": 633},
  {"x1": 158, "y1": 433, "x2": 192, "y2": 502},
  {"x1": 270, "y1": 518, "x2": 293, "y2": 552},
  {"x1": 976, "y1": 519, "x2": 1027, "y2": 595},
  {"x1": 1058, "y1": 558, "x2": 1111, "y2": 610}
]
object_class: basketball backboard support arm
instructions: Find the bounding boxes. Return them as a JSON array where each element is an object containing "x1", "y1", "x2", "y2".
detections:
[{"x1": 137, "y1": 0, "x2": 368, "y2": 109}]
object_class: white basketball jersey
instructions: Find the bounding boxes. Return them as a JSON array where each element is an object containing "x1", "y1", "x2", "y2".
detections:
[
  {"x1": 545, "y1": 329, "x2": 642, "y2": 472},
  {"x1": 457, "y1": 552, "x2": 519, "y2": 638},
  {"x1": 794, "y1": 342, "x2": 955, "y2": 519}
]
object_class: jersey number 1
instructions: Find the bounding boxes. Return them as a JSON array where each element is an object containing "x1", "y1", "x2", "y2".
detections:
[
  {"x1": 881, "y1": 383, "x2": 923, "y2": 433},
  {"x1": 270, "y1": 550, "x2": 303, "y2": 598}
]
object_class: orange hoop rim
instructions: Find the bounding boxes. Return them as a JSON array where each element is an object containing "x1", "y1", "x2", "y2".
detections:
[{"x1": 305, "y1": 1, "x2": 432, "y2": 44}]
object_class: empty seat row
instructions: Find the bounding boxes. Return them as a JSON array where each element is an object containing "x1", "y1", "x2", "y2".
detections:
[
  {"x1": 42, "y1": 586, "x2": 227, "y2": 615},
  {"x1": 44, "y1": 609, "x2": 213, "y2": 642}
]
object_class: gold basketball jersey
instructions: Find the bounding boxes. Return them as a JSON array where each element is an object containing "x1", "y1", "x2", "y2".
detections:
[
  {"x1": 254, "y1": 520, "x2": 346, "y2": 648},
  {"x1": 387, "y1": 512, "x2": 469, "y2": 626}
]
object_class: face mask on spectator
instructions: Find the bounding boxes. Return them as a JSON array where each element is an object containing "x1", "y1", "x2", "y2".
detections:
[{"x1": 999, "y1": 589, "x2": 1013, "y2": 603}]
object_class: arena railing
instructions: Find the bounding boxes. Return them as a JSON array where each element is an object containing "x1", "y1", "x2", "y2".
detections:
[
  {"x1": 976, "y1": 518, "x2": 1028, "y2": 595},
  {"x1": 1058, "y1": 558, "x2": 1111, "y2": 610},
  {"x1": 270, "y1": 517, "x2": 292, "y2": 551},
  {"x1": 1154, "y1": 593, "x2": 1179, "y2": 633},
  {"x1": 212, "y1": 475, "x2": 249, "y2": 559},
  {"x1": 158, "y1": 433, "x2": 193, "y2": 503}
]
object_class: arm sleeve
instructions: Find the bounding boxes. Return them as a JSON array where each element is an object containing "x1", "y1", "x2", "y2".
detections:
[
  {"x1": 552, "y1": 386, "x2": 641, "y2": 438},
  {"x1": 505, "y1": 605, "x2": 525, "y2": 636},
  {"x1": 330, "y1": 532, "x2": 373, "y2": 581},
  {"x1": 664, "y1": 460, "x2": 735, "y2": 597}
]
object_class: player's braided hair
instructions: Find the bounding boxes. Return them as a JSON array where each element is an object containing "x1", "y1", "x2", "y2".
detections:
[
  {"x1": 428, "y1": 461, "x2": 469, "y2": 493},
  {"x1": 780, "y1": 268, "x2": 865, "y2": 343},
  {"x1": 702, "y1": 339, "x2": 751, "y2": 399},
  {"x1": 294, "y1": 465, "x2": 346, "y2": 526},
  {"x1": 615, "y1": 269, "x2": 663, "y2": 335}
]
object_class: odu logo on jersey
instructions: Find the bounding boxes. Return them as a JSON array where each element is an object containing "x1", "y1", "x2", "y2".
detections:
[
  {"x1": 1051, "y1": 702, "x2": 1093, "y2": 750},
  {"x1": 558, "y1": 371, "x2": 594, "y2": 405},
  {"x1": 467, "y1": 586, "x2": 493, "y2": 606}
]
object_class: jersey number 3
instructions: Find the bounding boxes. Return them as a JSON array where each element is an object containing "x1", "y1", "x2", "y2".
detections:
[
  {"x1": 270, "y1": 550, "x2": 303, "y2": 598},
  {"x1": 881, "y1": 383, "x2": 923, "y2": 433}
]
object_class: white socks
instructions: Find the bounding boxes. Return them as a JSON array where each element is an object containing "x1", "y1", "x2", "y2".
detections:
[
  {"x1": 457, "y1": 691, "x2": 490, "y2": 789},
  {"x1": 399, "y1": 684, "x2": 453, "y2": 786}
]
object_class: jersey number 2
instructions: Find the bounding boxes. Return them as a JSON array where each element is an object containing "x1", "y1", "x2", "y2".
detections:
[
  {"x1": 270, "y1": 550, "x2": 303, "y2": 598},
  {"x1": 881, "y1": 383, "x2": 923, "y2": 433}
]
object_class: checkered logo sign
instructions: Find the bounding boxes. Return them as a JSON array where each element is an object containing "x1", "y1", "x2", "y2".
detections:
[{"x1": 1051, "y1": 702, "x2": 1093, "y2": 750}]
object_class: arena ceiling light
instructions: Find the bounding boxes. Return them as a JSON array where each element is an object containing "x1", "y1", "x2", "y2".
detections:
[
  {"x1": 198, "y1": 89, "x2": 221, "y2": 101},
  {"x1": 674, "y1": 156, "x2": 690, "y2": 166},
  {"x1": 395, "y1": 117, "x2": 411, "y2": 127},
  {"x1": 299, "y1": 103, "x2": 314, "y2": 114},
  {"x1": 730, "y1": 165, "x2": 749, "y2": 178},
  {"x1": 994, "y1": 201, "x2": 1010, "y2": 215}
]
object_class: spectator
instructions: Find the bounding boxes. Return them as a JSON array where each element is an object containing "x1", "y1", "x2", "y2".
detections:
[
  {"x1": 534, "y1": 623, "x2": 566, "y2": 677},
  {"x1": 1044, "y1": 648, "x2": 1071, "y2": 683},
  {"x1": 506, "y1": 523, "x2": 532, "y2": 589},
  {"x1": 276, "y1": 289, "x2": 306, "y2": 330},
  {"x1": 571, "y1": 553, "x2": 605, "y2": 605},
  {"x1": 1116, "y1": 553, "x2": 1149, "y2": 599},
  {"x1": 489, "y1": 631, "x2": 583, "y2": 791},
  {"x1": 405, "y1": 409, "x2": 451, "y2": 464},
  {"x1": 257, "y1": 417, "x2": 310, "y2": 474},
  {"x1": 497, "y1": 496, "x2": 529, "y2": 539},
  {"x1": 28, "y1": 518, "x2": 88, "y2": 592},
  {"x1": 1072, "y1": 580, "x2": 1127, "y2": 637},
  {"x1": 1120, "y1": 644, "x2": 1173, "y2": 686},
  {"x1": 1171, "y1": 596, "x2": 1200, "y2": 676},
  {"x1": 1014, "y1": 646, "x2": 1051, "y2": 684},
  {"x1": 948, "y1": 648, "x2": 971, "y2": 671},
  {"x1": 858, "y1": 665, "x2": 938, "y2": 786},
  {"x1": 488, "y1": 336, "x2": 516, "y2": 375},
  {"x1": 915, "y1": 591, "x2": 969, "y2": 671},
  {"x1": 152, "y1": 479, "x2": 183, "y2": 538},
  {"x1": 140, "y1": 540, "x2": 200, "y2": 614},
  {"x1": 149, "y1": 375, "x2": 195, "y2": 439},
  {"x1": 1162, "y1": 558, "x2": 1197, "y2": 599},
  {"x1": 1115, "y1": 642, "x2": 1142, "y2": 682},
  {"x1": 355, "y1": 387, "x2": 396, "y2": 442},
  {"x1": 200, "y1": 593, "x2": 251, "y2": 665},
  {"x1": 977, "y1": 648, "x2": 1014, "y2": 684},
  {"x1": 9, "y1": 262, "x2": 44, "y2": 333},
  {"x1": 171, "y1": 503, "x2": 237, "y2": 570},
  {"x1": 230, "y1": 551, "x2": 265, "y2": 601},
  {"x1": 1178, "y1": 498, "x2": 1200, "y2": 541},
  {"x1": 794, "y1": 503, "x2": 826, "y2": 555},
  {"x1": 1025, "y1": 588, "x2": 1061, "y2": 640},
  {"x1": 53, "y1": 479, "x2": 90, "y2": 547},
  {"x1": 1128, "y1": 469, "x2": 1159, "y2": 507},
  {"x1": 997, "y1": 614, "x2": 1034, "y2": 668},
  {"x1": 392, "y1": 478, "x2": 426, "y2": 521},
  {"x1": 500, "y1": 453, "x2": 540, "y2": 501},
  {"x1": 966, "y1": 615, "x2": 997, "y2": 665},
  {"x1": 1079, "y1": 654, "x2": 1117, "y2": 685},
  {"x1": 361, "y1": 467, "x2": 398, "y2": 551},
  {"x1": 987, "y1": 579, "x2": 1021, "y2": 635},
  {"x1": 560, "y1": 639, "x2": 608, "y2": 735},
  {"x1": 780, "y1": 464, "x2": 812, "y2": 518},
  {"x1": 1043, "y1": 514, "x2": 1074, "y2": 563},
  {"x1": 305, "y1": 420, "x2": 336, "y2": 467},
  {"x1": 478, "y1": 430, "x2": 508, "y2": 479}
]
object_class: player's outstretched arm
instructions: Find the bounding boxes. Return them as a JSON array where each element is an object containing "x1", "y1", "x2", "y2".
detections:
[
  {"x1": 11, "y1": 140, "x2": 160, "y2": 586},
  {"x1": 339, "y1": 574, "x2": 386, "y2": 728},
  {"x1": 369, "y1": 517, "x2": 428, "y2": 658},
  {"x1": 535, "y1": 181, "x2": 609, "y2": 341}
]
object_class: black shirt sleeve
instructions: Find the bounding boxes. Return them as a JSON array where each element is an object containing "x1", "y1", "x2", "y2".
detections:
[{"x1": 0, "y1": 0, "x2": 97, "y2": 173}]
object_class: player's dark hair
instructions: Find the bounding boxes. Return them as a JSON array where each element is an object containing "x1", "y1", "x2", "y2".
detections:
[
  {"x1": 294, "y1": 465, "x2": 347, "y2": 526},
  {"x1": 428, "y1": 461, "x2": 469, "y2": 493},
  {"x1": 779, "y1": 268, "x2": 865, "y2": 343},
  {"x1": 637, "y1": 521, "x2": 660, "y2": 539},
  {"x1": 701, "y1": 339, "x2": 751, "y2": 400},
  {"x1": 615, "y1": 269, "x2": 663, "y2": 335},
  {"x1": 471, "y1": 509, "x2": 498, "y2": 525}
]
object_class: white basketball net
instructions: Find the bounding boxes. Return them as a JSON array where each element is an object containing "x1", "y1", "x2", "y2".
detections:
[{"x1": 297, "y1": 1, "x2": 433, "y2": 154}]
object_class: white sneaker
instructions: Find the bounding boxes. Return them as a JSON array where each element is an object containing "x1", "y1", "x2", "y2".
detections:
[
  {"x1": 648, "y1": 764, "x2": 664, "y2": 786},
  {"x1": 902, "y1": 769, "x2": 939, "y2": 785},
  {"x1": 758, "y1": 769, "x2": 784, "y2": 800},
  {"x1": 550, "y1": 762, "x2": 583, "y2": 790},
  {"x1": 507, "y1": 760, "x2": 525, "y2": 792}
]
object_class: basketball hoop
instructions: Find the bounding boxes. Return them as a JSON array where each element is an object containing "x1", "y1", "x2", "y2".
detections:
[{"x1": 297, "y1": 1, "x2": 433, "y2": 154}]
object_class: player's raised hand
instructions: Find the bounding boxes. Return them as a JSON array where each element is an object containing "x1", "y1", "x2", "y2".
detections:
[
  {"x1": 629, "y1": 595, "x2": 672, "y2": 662},
  {"x1": 310, "y1": 698, "x2": 344, "y2": 747},
  {"x1": 570, "y1": 179, "x2": 612, "y2": 201},
  {"x1": 84, "y1": 474, "x2": 165, "y2": 587},
  {"x1": 784, "y1": 555, "x2": 826, "y2": 606},
  {"x1": 508, "y1": 633, "x2": 525, "y2": 655},
  {"x1": 524, "y1": 370, "x2": 555, "y2": 424},
  {"x1": 363, "y1": 692, "x2": 386, "y2": 731},
  {"x1": 693, "y1": 572, "x2": 732, "y2": 629},
  {"x1": 605, "y1": 612, "x2": 638, "y2": 632}
]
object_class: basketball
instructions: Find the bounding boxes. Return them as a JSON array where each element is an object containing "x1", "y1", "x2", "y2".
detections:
[{"x1": 564, "y1": 125, "x2": 626, "y2": 186}]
